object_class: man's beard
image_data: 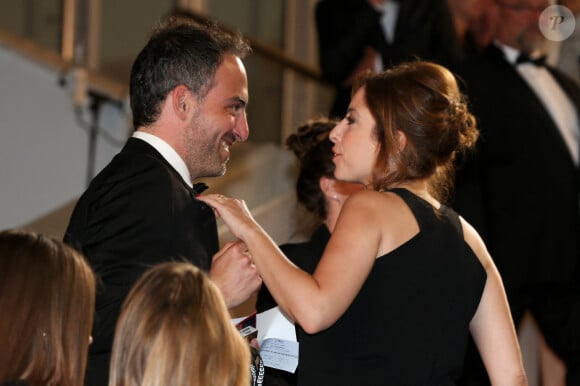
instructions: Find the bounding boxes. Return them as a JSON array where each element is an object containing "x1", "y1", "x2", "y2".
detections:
[{"x1": 183, "y1": 113, "x2": 228, "y2": 179}]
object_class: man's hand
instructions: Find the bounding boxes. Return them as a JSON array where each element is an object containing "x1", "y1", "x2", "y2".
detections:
[
  {"x1": 342, "y1": 46, "x2": 378, "y2": 87},
  {"x1": 209, "y1": 240, "x2": 262, "y2": 308}
]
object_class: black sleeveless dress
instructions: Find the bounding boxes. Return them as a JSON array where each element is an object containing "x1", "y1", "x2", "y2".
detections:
[{"x1": 296, "y1": 188, "x2": 487, "y2": 386}]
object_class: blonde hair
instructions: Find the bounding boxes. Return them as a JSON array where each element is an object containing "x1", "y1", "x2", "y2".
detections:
[
  {"x1": 0, "y1": 229, "x2": 96, "y2": 386},
  {"x1": 109, "y1": 261, "x2": 251, "y2": 386}
]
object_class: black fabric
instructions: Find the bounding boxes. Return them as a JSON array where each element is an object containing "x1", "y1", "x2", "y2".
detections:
[
  {"x1": 315, "y1": 0, "x2": 461, "y2": 118},
  {"x1": 295, "y1": 189, "x2": 486, "y2": 385},
  {"x1": 191, "y1": 181, "x2": 209, "y2": 194},
  {"x1": 515, "y1": 53, "x2": 547, "y2": 66},
  {"x1": 256, "y1": 225, "x2": 331, "y2": 386}
]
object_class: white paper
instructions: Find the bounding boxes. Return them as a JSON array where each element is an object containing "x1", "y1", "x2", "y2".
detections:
[
  {"x1": 256, "y1": 306, "x2": 299, "y2": 373},
  {"x1": 257, "y1": 306, "x2": 297, "y2": 343},
  {"x1": 259, "y1": 338, "x2": 299, "y2": 373}
]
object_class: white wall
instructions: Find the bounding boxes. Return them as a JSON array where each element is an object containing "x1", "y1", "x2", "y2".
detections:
[{"x1": 0, "y1": 46, "x2": 129, "y2": 232}]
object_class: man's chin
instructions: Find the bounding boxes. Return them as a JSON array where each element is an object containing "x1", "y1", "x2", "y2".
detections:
[
  {"x1": 522, "y1": 33, "x2": 545, "y2": 53},
  {"x1": 196, "y1": 165, "x2": 226, "y2": 178},
  {"x1": 217, "y1": 162, "x2": 227, "y2": 176}
]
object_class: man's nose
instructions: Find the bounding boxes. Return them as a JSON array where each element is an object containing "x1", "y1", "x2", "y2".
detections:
[{"x1": 234, "y1": 114, "x2": 249, "y2": 142}]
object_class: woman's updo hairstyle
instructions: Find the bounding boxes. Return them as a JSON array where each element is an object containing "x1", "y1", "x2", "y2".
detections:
[
  {"x1": 285, "y1": 117, "x2": 339, "y2": 220},
  {"x1": 353, "y1": 61, "x2": 478, "y2": 202}
]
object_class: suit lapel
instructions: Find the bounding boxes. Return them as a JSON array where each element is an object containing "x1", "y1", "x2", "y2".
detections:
[{"x1": 487, "y1": 45, "x2": 578, "y2": 167}]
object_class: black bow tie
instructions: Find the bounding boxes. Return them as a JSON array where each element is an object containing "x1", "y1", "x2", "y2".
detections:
[
  {"x1": 192, "y1": 182, "x2": 208, "y2": 195},
  {"x1": 516, "y1": 53, "x2": 547, "y2": 67}
]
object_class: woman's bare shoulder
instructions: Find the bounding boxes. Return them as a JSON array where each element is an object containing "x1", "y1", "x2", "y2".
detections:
[
  {"x1": 343, "y1": 189, "x2": 401, "y2": 209},
  {"x1": 340, "y1": 189, "x2": 416, "y2": 253},
  {"x1": 459, "y1": 216, "x2": 493, "y2": 270}
]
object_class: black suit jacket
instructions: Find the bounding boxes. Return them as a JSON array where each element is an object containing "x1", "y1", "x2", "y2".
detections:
[
  {"x1": 64, "y1": 137, "x2": 218, "y2": 386},
  {"x1": 315, "y1": 0, "x2": 460, "y2": 117},
  {"x1": 454, "y1": 44, "x2": 580, "y2": 288}
]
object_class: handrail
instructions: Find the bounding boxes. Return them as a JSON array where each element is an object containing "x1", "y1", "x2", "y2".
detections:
[
  {"x1": 0, "y1": 26, "x2": 128, "y2": 105},
  {"x1": 0, "y1": 26, "x2": 71, "y2": 73},
  {"x1": 1, "y1": 6, "x2": 328, "y2": 107},
  {"x1": 171, "y1": 7, "x2": 329, "y2": 85}
]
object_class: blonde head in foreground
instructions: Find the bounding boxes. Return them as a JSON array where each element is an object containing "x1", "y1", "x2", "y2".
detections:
[{"x1": 109, "y1": 261, "x2": 251, "y2": 386}]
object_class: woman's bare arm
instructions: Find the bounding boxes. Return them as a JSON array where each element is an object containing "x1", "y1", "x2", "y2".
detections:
[
  {"x1": 462, "y1": 218, "x2": 528, "y2": 386},
  {"x1": 199, "y1": 191, "x2": 384, "y2": 333}
]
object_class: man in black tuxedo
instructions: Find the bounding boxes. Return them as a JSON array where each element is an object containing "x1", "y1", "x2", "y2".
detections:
[
  {"x1": 315, "y1": 0, "x2": 461, "y2": 118},
  {"x1": 64, "y1": 19, "x2": 262, "y2": 386},
  {"x1": 453, "y1": 0, "x2": 580, "y2": 384}
]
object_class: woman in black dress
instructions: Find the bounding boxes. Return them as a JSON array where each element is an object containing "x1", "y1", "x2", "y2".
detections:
[{"x1": 200, "y1": 61, "x2": 527, "y2": 386}]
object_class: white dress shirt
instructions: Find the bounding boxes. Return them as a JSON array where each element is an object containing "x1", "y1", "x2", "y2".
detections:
[
  {"x1": 373, "y1": 0, "x2": 400, "y2": 72},
  {"x1": 498, "y1": 43, "x2": 579, "y2": 166},
  {"x1": 132, "y1": 131, "x2": 193, "y2": 188}
]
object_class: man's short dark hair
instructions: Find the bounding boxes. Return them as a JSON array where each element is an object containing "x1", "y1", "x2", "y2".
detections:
[{"x1": 129, "y1": 17, "x2": 251, "y2": 129}]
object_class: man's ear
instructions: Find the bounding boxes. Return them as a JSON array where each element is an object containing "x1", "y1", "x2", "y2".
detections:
[{"x1": 171, "y1": 85, "x2": 192, "y2": 120}]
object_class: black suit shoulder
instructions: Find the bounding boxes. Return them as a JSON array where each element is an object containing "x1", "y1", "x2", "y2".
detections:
[
  {"x1": 392, "y1": 0, "x2": 461, "y2": 68},
  {"x1": 65, "y1": 138, "x2": 215, "y2": 281},
  {"x1": 453, "y1": 45, "x2": 580, "y2": 286}
]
